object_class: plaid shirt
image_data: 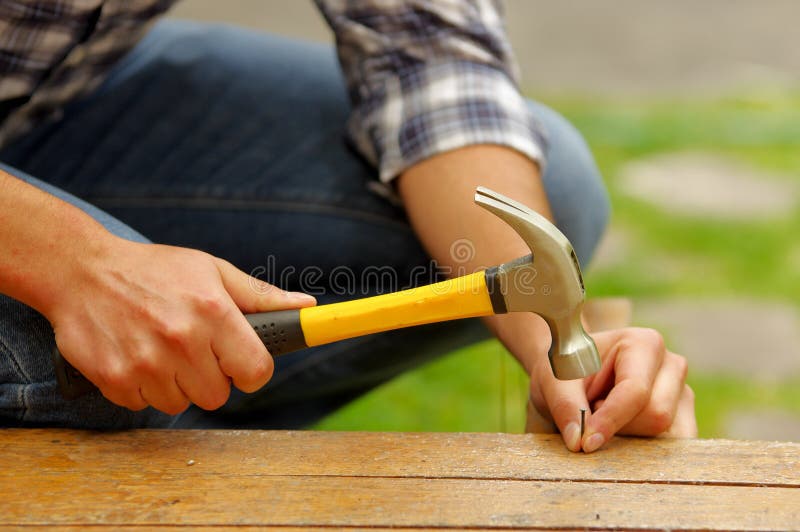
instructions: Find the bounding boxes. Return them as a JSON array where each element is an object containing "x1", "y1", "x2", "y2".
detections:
[
  {"x1": 0, "y1": 0, "x2": 546, "y2": 180},
  {"x1": 0, "y1": 0, "x2": 175, "y2": 146}
]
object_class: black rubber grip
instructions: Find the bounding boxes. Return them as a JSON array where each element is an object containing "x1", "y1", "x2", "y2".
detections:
[
  {"x1": 52, "y1": 346, "x2": 97, "y2": 400},
  {"x1": 484, "y1": 266, "x2": 508, "y2": 314},
  {"x1": 246, "y1": 309, "x2": 308, "y2": 356},
  {"x1": 54, "y1": 310, "x2": 309, "y2": 400}
]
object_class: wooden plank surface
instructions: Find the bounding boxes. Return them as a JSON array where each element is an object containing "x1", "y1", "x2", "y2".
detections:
[
  {"x1": 1, "y1": 430, "x2": 798, "y2": 530},
  {"x1": 5, "y1": 474, "x2": 799, "y2": 530},
  {"x1": 5, "y1": 429, "x2": 797, "y2": 486}
]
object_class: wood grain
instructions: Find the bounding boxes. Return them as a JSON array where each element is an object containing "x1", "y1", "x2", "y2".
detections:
[
  {"x1": 4, "y1": 429, "x2": 797, "y2": 485},
  {"x1": 1, "y1": 430, "x2": 797, "y2": 530},
  {"x1": 0, "y1": 528, "x2": 553, "y2": 532}
]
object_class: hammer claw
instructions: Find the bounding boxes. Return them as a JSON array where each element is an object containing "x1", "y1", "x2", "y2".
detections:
[{"x1": 476, "y1": 185, "x2": 539, "y2": 218}]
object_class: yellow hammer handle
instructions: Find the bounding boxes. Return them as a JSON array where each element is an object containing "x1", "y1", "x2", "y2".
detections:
[
  {"x1": 54, "y1": 270, "x2": 498, "y2": 400},
  {"x1": 300, "y1": 270, "x2": 494, "y2": 346}
]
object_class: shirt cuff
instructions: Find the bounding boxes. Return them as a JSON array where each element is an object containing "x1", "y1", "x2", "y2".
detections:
[{"x1": 346, "y1": 60, "x2": 548, "y2": 183}]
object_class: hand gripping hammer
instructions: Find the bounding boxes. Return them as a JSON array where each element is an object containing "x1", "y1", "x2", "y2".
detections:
[{"x1": 53, "y1": 187, "x2": 601, "y2": 399}]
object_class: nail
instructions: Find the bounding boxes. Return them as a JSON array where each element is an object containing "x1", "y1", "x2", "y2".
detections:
[
  {"x1": 563, "y1": 422, "x2": 581, "y2": 451},
  {"x1": 580, "y1": 408, "x2": 586, "y2": 438},
  {"x1": 584, "y1": 432, "x2": 605, "y2": 453}
]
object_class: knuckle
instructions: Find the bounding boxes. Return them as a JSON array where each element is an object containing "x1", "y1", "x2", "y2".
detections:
[
  {"x1": 96, "y1": 371, "x2": 148, "y2": 412},
  {"x1": 528, "y1": 387, "x2": 547, "y2": 414},
  {"x1": 160, "y1": 320, "x2": 195, "y2": 346},
  {"x1": 672, "y1": 353, "x2": 689, "y2": 380},
  {"x1": 236, "y1": 354, "x2": 274, "y2": 393},
  {"x1": 189, "y1": 373, "x2": 232, "y2": 411},
  {"x1": 130, "y1": 351, "x2": 160, "y2": 377},
  {"x1": 251, "y1": 354, "x2": 274, "y2": 384},
  {"x1": 634, "y1": 327, "x2": 666, "y2": 352},
  {"x1": 195, "y1": 292, "x2": 228, "y2": 319},
  {"x1": 54, "y1": 328, "x2": 82, "y2": 356},
  {"x1": 96, "y1": 363, "x2": 130, "y2": 390},
  {"x1": 647, "y1": 406, "x2": 674, "y2": 434},
  {"x1": 203, "y1": 384, "x2": 231, "y2": 411}
]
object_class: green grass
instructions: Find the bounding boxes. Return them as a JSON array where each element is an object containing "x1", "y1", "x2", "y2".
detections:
[
  {"x1": 315, "y1": 339, "x2": 530, "y2": 433},
  {"x1": 688, "y1": 374, "x2": 800, "y2": 438},
  {"x1": 570, "y1": 92, "x2": 799, "y2": 309},
  {"x1": 314, "y1": 90, "x2": 800, "y2": 437}
]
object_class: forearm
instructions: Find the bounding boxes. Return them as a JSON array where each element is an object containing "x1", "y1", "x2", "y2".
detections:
[
  {"x1": 0, "y1": 169, "x2": 114, "y2": 315},
  {"x1": 397, "y1": 145, "x2": 554, "y2": 374}
]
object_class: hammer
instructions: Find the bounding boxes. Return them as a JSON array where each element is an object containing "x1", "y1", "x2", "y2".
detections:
[{"x1": 52, "y1": 187, "x2": 601, "y2": 399}]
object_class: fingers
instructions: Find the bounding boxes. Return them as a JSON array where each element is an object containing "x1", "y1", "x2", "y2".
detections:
[
  {"x1": 56, "y1": 324, "x2": 150, "y2": 412},
  {"x1": 214, "y1": 258, "x2": 316, "y2": 313},
  {"x1": 527, "y1": 324, "x2": 695, "y2": 453},
  {"x1": 534, "y1": 359, "x2": 590, "y2": 452},
  {"x1": 618, "y1": 351, "x2": 688, "y2": 435},
  {"x1": 211, "y1": 305, "x2": 275, "y2": 394},
  {"x1": 212, "y1": 257, "x2": 316, "y2": 393},
  {"x1": 64, "y1": 315, "x2": 227, "y2": 413},
  {"x1": 582, "y1": 328, "x2": 665, "y2": 452},
  {"x1": 95, "y1": 363, "x2": 148, "y2": 412},
  {"x1": 661, "y1": 385, "x2": 698, "y2": 438},
  {"x1": 173, "y1": 347, "x2": 232, "y2": 411},
  {"x1": 94, "y1": 347, "x2": 192, "y2": 416},
  {"x1": 139, "y1": 375, "x2": 191, "y2": 416}
]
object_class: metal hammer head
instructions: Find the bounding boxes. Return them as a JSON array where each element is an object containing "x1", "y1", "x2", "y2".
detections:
[{"x1": 475, "y1": 187, "x2": 601, "y2": 380}]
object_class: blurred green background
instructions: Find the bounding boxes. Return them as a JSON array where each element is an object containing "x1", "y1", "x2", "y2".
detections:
[{"x1": 172, "y1": 1, "x2": 800, "y2": 439}]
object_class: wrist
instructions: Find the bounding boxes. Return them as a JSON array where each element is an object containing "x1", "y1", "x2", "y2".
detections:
[
  {"x1": 20, "y1": 209, "x2": 121, "y2": 318},
  {"x1": 484, "y1": 312, "x2": 551, "y2": 375}
]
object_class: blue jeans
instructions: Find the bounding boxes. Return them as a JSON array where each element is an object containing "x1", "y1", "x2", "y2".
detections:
[{"x1": 0, "y1": 20, "x2": 609, "y2": 429}]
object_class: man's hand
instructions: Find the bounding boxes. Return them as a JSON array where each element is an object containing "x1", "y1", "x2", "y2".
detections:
[
  {"x1": 47, "y1": 239, "x2": 316, "y2": 415},
  {"x1": 529, "y1": 327, "x2": 697, "y2": 452},
  {"x1": 0, "y1": 170, "x2": 315, "y2": 416}
]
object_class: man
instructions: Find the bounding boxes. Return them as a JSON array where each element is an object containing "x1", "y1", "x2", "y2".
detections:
[{"x1": 0, "y1": 1, "x2": 695, "y2": 451}]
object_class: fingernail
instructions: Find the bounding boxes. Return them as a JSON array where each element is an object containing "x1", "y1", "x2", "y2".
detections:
[
  {"x1": 563, "y1": 422, "x2": 581, "y2": 451},
  {"x1": 288, "y1": 291, "x2": 316, "y2": 303},
  {"x1": 584, "y1": 432, "x2": 605, "y2": 453}
]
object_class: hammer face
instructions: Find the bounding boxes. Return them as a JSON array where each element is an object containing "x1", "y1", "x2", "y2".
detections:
[
  {"x1": 547, "y1": 309, "x2": 601, "y2": 379},
  {"x1": 475, "y1": 187, "x2": 601, "y2": 380}
]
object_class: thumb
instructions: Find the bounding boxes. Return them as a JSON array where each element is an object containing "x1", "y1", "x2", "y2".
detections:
[
  {"x1": 534, "y1": 359, "x2": 590, "y2": 452},
  {"x1": 214, "y1": 258, "x2": 316, "y2": 313}
]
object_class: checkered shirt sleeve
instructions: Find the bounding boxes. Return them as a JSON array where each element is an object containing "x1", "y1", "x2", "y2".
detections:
[
  {"x1": 0, "y1": 0, "x2": 175, "y2": 146},
  {"x1": 316, "y1": 0, "x2": 547, "y2": 182}
]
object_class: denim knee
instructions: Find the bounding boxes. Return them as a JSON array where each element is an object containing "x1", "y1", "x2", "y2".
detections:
[{"x1": 527, "y1": 101, "x2": 610, "y2": 268}]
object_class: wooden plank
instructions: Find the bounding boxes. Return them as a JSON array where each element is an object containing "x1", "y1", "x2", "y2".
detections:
[
  {"x1": 1, "y1": 474, "x2": 797, "y2": 530},
  {"x1": 0, "y1": 529, "x2": 509, "y2": 532},
  {"x1": 3, "y1": 525, "x2": 468, "y2": 532},
  {"x1": 3, "y1": 429, "x2": 798, "y2": 487},
  {"x1": 2, "y1": 430, "x2": 798, "y2": 530}
]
